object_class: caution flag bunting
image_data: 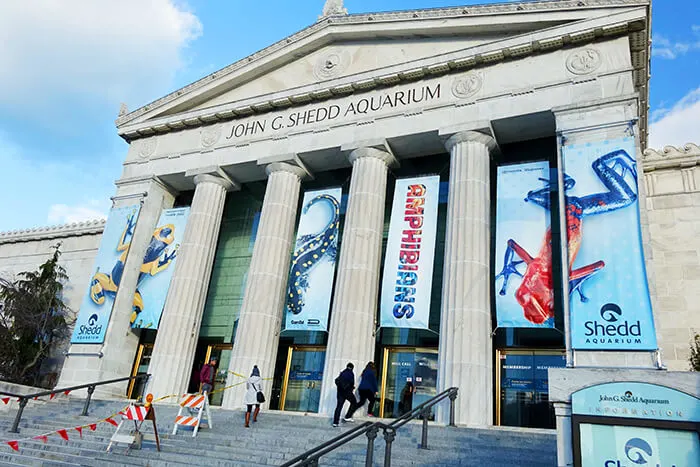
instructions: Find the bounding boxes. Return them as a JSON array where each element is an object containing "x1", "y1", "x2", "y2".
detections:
[
  {"x1": 105, "y1": 418, "x2": 118, "y2": 427},
  {"x1": 1, "y1": 398, "x2": 9, "y2": 405},
  {"x1": 56, "y1": 429, "x2": 69, "y2": 441},
  {"x1": 75, "y1": 427, "x2": 83, "y2": 438},
  {"x1": 6, "y1": 441, "x2": 18, "y2": 451},
  {"x1": 33, "y1": 435, "x2": 48, "y2": 444}
]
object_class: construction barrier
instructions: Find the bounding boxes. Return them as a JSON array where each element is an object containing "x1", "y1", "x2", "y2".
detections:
[
  {"x1": 108, "y1": 394, "x2": 161, "y2": 453},
  {"x1": 172, "y1": 392, "x2": 212, "y2": 437}
]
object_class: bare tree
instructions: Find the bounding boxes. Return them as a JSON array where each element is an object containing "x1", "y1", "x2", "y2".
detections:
[{"x1": 0, "y1": 244, "x2": 72, "y2": 387}]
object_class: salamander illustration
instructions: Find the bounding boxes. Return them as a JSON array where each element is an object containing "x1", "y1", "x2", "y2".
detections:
[{"x1": 286, "y1": 194, "x2": 340, "y2": 315}]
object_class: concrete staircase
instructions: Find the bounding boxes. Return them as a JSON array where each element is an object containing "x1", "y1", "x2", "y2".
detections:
[{"x1": 0, "y1": 398, "x2": 557, "y2": 466}]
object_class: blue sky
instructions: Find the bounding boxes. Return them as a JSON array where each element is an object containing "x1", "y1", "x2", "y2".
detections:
[{"x1": 0, "y1": 0, "x2": 698, "y2": 233}]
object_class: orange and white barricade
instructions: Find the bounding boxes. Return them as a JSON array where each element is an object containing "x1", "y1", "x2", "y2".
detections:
[
  {"x1": 172, "y1": 392, "x2": 212, "y2": 437},
  {"x1": 108, "y1": 395, "x2": 161, "y2": 453}
]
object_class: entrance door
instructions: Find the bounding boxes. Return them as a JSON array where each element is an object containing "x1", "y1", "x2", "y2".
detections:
[
  {"x1": 497, "y1": 350, "x2": 566, "y2": 429},
  {"x1": 127, "y1": 344, "x2": 153, "y2": 400},
  {"x1": 204, "y1": 344, "x2": 233, "y2": 407},
  {"x1": 380, "y1": 348, "x2": 438, "y2": 419},
  {"x1": 281, "y1": 346, "x2": 326, "y2": 413}
]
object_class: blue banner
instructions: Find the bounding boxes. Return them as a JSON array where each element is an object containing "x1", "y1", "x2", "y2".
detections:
[
  {"x1": 284, "y1": 188, "x2": 342, "y2": 332},
  {"x1": 495, "y1": 161, "x2": 556, "y2": 328},
  {"x1": 71, "y1": 204, "x2": 141, "y2": 343},
  {"x1": 131, "y1": 207, "x2": 190, "y2": 329},
  {"x1": 380, "y1": 176, "x2": 440, "y2": 329},
  {"x1": 564, "y1": 137, "x2": 657, "y2": 350},
  {"x1": 579, "y1": 424, "x2": 699, "y2": 467}
]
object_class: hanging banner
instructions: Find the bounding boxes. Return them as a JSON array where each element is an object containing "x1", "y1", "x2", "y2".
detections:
[
  {"x1": 380, "y1": 176, "x2": 440, "y2": 329},
  {"x1": 131, "y1": 207, "x2": 190, "y2": 329},
  {"x1": 71, "y1": 204, "x2": 141, "y2": 343},
  {"x1": 284, "y1": 188, "x2": 342, "y2": 332},
  {"x1": 494, "y1": 161, "x2": 556, "y2": 328},
  {"x1": 564, "y1": 137, "x2": 657, "y2": 350}
]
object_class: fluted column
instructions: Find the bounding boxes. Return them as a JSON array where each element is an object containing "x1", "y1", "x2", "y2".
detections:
[
  {"x1": 319, "y1": 147, "x2": 394, "y2": 415},
  {"x1": 222, "y1": 163, "x2": 305, "y2": 410},
  {"x1": 147, "y1": 173, "x2": 233, "y2": 400},
  {"x1": 438, "y1": 131, "x2": 496, "y2": 426}
]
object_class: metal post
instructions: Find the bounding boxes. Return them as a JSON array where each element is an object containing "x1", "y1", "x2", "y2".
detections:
[
  {"x1": 365, "y1": 425, "x2": 378, "y2": 467},
  {"x1": 420, "y1": 408, "x2": 430, "y2": 449},
  {"x1": 383, "y1": 427, "x2": 396, "y2": 467},
  {"x1": 10, "y1": 398, "x2": 27, "y2": 433},
  {"x1": 81, "y1": 385, "x2": 95, "y2": 416},
  {"x1": 449, "y1": 390, "x2": 457, "y2": 427}
]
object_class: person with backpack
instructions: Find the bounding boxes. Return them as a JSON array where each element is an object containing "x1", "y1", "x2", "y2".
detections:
[
  {"x1": 351, "y1": 361, "x2": 378, "y2": 417},
  {"x1": 244, "y1": 365, "x2": 264, "y2": 428},
  {"x1": 332, "y1": 362, "x2": 358, "y2": 427}
]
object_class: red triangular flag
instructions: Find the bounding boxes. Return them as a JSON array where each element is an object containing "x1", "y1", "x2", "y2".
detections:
[
  {"x1": 49, "y1": 393, "x2": 56, "y2": 400},
  {"x1": 6, "y1": 441, "x2": 18, "y2": 451},
  {"x1": 16, "y1": 398, "x2": 21, "y2": 402},
  {"x1": 33, "y1": 397, "x2": 38, "y2": 401},
  {"x1": 56, "y1": 429, "x2": 69, "y2": 440},
  {"x1": 33, "y1": 435, "x2": 48, "y2": 444},
  {"x1": 63, "y1": 390, "x2": 70, "y2": 396},
  {"x1": 105, "y1": 418, "x2": 118, "y2": 427},
  {"x1": 89, "y1": 424, "x2": 97, "y2": 431},
  {"x1": 1, "y1": 397, "x2": 9, "y2": 404},
  {"x1": 75, "y1": 426, "x2": 83, "y2": 438}
]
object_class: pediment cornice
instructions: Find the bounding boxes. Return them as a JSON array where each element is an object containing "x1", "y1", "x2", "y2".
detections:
[
  {"x1": 117, "y1": 0, "x2": 650, "y2": 146},
  {"x1": 0, "y1": 219, "x2": 106, "y2": 244},
  {"x1": 643, "y1": 144, "x2": 700, "y2": 171}
]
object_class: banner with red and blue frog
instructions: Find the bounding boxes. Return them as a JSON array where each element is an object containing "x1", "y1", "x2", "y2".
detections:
[
  {"x1": 131, "y1": 207, "x2": 190, "y2": 330},
  {"x1": 564, "y1": 137, "x2": 656, "y2": 350},
  {"x1": 495, "y1": 160, "x2": 556, "y2": 328},
  {"x1": 284, "y1": 187, "x2": 342, "y2": 332},
  {"x1": 72, "y1": 204, "x2": 142, "y2": 344}
]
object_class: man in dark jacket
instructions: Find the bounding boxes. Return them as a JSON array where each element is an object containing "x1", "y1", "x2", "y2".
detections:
[
  {"x1": 332, "y1": 362, "x2": 358, "y2": 427},
  {"x1": 200, "y1": 357, "x2": 217, "y2": 395}
]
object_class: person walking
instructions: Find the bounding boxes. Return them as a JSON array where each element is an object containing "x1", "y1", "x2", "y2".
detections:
[
  {"x1": 199, "y1": 357, "x2": 217, "y2": 395},
  {"x1": 332, "y1": 362, "x2": 358, "y2": 427},
  {"x1": 352, "y1": 362, "x2": 378, "y2": 417},
  {"x1": 244, "y1": 365, "x2": 263, "y2": 428}
]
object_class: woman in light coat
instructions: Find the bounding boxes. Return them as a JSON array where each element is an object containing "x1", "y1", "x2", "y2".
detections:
[{"x1": 244, "y1": 365, "x2": 263, "y2": 427}]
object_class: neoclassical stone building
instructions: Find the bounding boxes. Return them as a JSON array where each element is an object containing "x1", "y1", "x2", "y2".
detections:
[{"x1": 4, "y1": 0, "x2": 697, "y2": 430}]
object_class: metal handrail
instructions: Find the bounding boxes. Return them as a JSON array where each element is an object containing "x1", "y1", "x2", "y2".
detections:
[
  {"x1": 279, "y1": 387, "x2": 458, "y2": 467},
  {"x1": 2, "y1": 374, "x2": 150, "y2": 433}
]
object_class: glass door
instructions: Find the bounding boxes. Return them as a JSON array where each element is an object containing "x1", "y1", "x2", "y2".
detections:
[
  {"x1": 380, "y1": 348, "x2": 438, "y2": 419},
  {"x1": 280, "y1": 346, "x2": 326, "y2": 413},
  {"x1": 204, "y1": 344, "x2": 233, "y2": 406},
  {"x1": 127, "y1": 344, "x2": 153, "y2": 400},
  {"x1": 496, "y1": 349, "x2": 566, "y2": 428}
]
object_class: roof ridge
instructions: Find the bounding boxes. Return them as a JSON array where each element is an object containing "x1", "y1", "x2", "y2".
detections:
[{"x1": 0, "y1": 218, "x2": 107, "y2": 242}]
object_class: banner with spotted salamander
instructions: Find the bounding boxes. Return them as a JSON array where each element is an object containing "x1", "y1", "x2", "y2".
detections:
[
  {"x1": 379, "y1": 175, "x2": 440, "y2": 329},
  {"x1": 284, "y1": 187, "x2": 342, "y2": 332}
]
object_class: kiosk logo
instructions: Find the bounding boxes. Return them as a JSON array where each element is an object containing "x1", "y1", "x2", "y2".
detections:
[
  {"x1": 583, "y1": 303, "x2": 643, "y2": 345},
  {"x1": 625, "y1": 438, "x2": 653, "y2": 465}
]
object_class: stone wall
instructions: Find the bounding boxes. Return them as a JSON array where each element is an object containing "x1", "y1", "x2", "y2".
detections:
[
  {"x1": 0, "y1": 221, "x2": 104, "y2": 386},
  {"x1": 643, "y1": 143, "x2": 700, "y2": 371}
]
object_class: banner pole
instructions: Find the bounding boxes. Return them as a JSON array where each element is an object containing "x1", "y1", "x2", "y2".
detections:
[{"x1": 556, "y1": 133, "x2": 574, "y2": 368}]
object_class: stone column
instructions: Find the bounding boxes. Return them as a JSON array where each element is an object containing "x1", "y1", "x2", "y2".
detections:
[
  {"x1": 147, "y1": 172, "x2": 233, "y2": 400},
  {"x1": 222, "y1": 163, "x2": 305, "y2": 410},
  {"x1": 437, "y1": 131, "x2": 496, "y2": 426},
  {"x1": 319, "y1": 147, "x2": 394, "y2": 416},
  {"x1": 554, "y1": 402, "x2": 574, "y2": 467},
  {"x1": 57, "y1": 178, "x2": 175, "y2": 397}
]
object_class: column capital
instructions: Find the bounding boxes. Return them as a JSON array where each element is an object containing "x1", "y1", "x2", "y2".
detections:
[
  {"x1": 186, "y1": 166, "x2": 239, "y2": 191},
  {"x1": 443, "y1": 130, "x2": 497, "y2": 153},
  {"x1": 348, "y1": 147, "x2": 397, "y2": 166},
  {"x1": 265, "y1": 162, "x2": 308, "y2": 180}
]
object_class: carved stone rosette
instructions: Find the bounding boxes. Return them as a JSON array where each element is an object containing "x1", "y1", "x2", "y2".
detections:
[
  {"x1": 565, "y1": 48, "x2": 602, "y2": 75},
  {"x1": 451, "y1": 72, "x2": 483, "y2": 99}
]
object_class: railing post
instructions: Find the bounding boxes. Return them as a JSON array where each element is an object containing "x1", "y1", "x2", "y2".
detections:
[
  {"x1": 420, "y1": 407, "x2": 430, "y2": 449},
  {"x1": 365, "y1": 424, "x2": 378, "y2": 467},
  {"x1": 449, "y1": 389, "x2": 458, "y2": 427},
  {"x1": 81, "y1": 385, "x2": 95, "y2": 416},
  {"x1": 383, "y1": 427, "x2": 396, "y2": 467},
  {"x1": 10, "y1": 397, "x2": 28, "y2": 433}
]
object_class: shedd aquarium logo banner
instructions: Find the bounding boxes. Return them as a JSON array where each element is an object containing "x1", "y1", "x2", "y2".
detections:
[
  {"x1": 564, "y1": 137, "x2": 657, "y2": 350},
  {"x1": 72, "y1": 204, "x2": 142, "y2": 344}
]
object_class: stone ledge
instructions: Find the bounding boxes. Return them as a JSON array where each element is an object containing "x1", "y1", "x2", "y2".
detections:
[
  {"x1": 643, "y1": 143, "x2": 700, "y2": 171},
  {"x1": 0, "y1": 219, "x2": 105, "y2": 245}
]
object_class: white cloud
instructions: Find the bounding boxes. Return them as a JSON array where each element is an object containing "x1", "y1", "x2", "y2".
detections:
[
  {"x1": 649, "y1": 87, "x2": 700, "y2": 150},
  {"x1": 47, "y1": 204, "x2": 107, "y2": 225},
  {"x1": 0, "y1": 1, "x2": 202, "y2": 114},
  {"x1": 652, "y1": 30, "x2": 700, "y2": 60}
]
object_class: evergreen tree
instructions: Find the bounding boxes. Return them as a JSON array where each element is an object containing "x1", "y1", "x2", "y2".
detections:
[{"x1": 0, "y1": 244, "x2": 72, "y2": 387}]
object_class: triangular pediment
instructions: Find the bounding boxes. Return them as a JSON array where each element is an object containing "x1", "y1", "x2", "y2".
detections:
[{"x1": 116, "y1": 0, "x2": 649, "y2": 133}]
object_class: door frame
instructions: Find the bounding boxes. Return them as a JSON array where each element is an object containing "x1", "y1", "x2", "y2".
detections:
[
  {"x1": 127, "y1": 343, "x2": 154, "y2": 399},
  {"x1": 280, "y1": 345, "x2": 326, "y2": 411},
  {"x1": 379, "y1": 346, "x2": 438, "y2": 419},
  {"x1": 495, "y1": 348, "x2": 566, "y2": 426}
]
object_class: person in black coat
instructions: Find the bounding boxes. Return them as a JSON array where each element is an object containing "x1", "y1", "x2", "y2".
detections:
[
  {"x1": 332, "y1": 362, "x2": 358, "y2": 427},
  {"x1": 346, "y1": 361, "x2": 378, "y2": 418}
]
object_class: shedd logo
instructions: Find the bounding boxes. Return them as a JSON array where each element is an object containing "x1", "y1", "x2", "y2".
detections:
[
  {"x1": 77, "y1": 313, "x2": 102, "y2": 337},
  {"x1": 603, "y1": 438, "x2": 681, "y2": 467},
  {"x1": 583, "y1": 303, "x2": 643, "y2": 345}
]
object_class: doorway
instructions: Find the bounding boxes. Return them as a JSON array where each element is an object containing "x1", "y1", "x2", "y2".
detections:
[
  {"x1": 280, "y1": 346, "x2": 326, "y2": 413},
  {"x1": 379, "y1": 347, "x2": 438, "y2": 419},
  {"x1": 496, "y1": 349, "x2": 566, "y2": 429},
  {"x1": 127, "y1": 344, "x2": 153, "y2": 400},
  {"x1": 203, "y1": 344, "x2": 233, "y2": 406}
]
